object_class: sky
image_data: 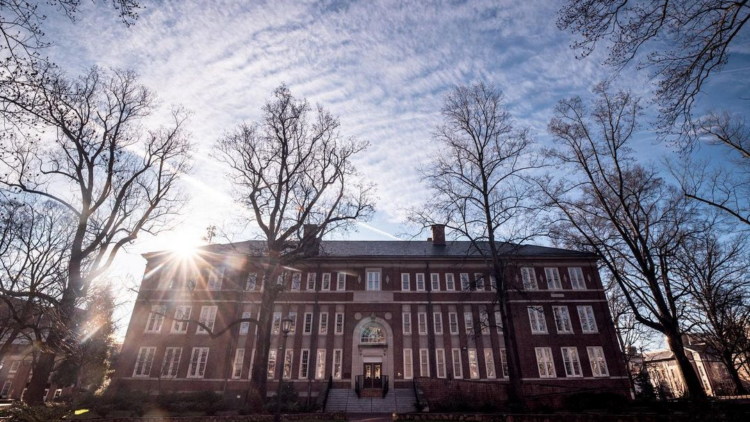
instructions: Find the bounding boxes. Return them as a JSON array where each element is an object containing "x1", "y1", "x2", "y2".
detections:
[{"x1": 38, "y1": 0, "x2": 750, "y2": 337}]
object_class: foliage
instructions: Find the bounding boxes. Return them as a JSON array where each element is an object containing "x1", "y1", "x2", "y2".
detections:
[
  {"x1": 264, "y1": 380, "x2": 306, "y2": 413},
  {"x1": 2, "y1": 402, "x2": 71, "y2": 422},
  {"x1": 634, "y1": 368, "x2": 657, "y2": 401},
  {"x1": 157, "y1": 391, "x2": 226, "y2": 415},
  {"x1": 563, "y1": 392, "x2": 629, "y2": 413}
]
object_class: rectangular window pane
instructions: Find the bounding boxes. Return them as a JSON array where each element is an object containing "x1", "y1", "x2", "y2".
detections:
[
  {"x1": 240, "y1": 311, "x2": 252, "y2": 335},
  {"x1": 197, "y1": 306, "x2": 217, "y2": 334},
  {"x1": 521, "y1": 267, "x2": 538, "y2": 290},
  {"x1": 528, "y1": 306, "x2": 547, "y2": 334},
  {"x1": 577, "y1": 306, "x2": 598, "y2": 333},
  {"x1": 535, "y1": 347, "x2": 555, "y2": 378},
  {"x1": 431, "y1": 273, "x2": 440, "y2": 291},
  {"x1": 303, "y1": 313, "x2": 313, "y2": 334},
  {"x1": 171, "y1": 306, "x2": 191, "y2": 333},
  {"x1": 401, "y1": 273, "x2": 410, "y2": 291},
  {"x1": 335, "y1": 313, "x2": 344, "y2": 335},
  {"x1": 569, "y1": 267, "x2": 586, "y2": 289},
  {"x1": 145, "y1": 305, "x2": 166, "y2": 333},
  {"x1": 484, "y1": 348, "x2": 496, "y2": 379},
  {"x1": 419, "y1": 349, "x2": 429, "y2": 377},
  {"x1": 322, "y1": 273, "x2": 331, "y2": 290},
  {"x1": 188, "y1": 347, "x2": 209, "y2": 378},
  {"x1": 246, "y1": 272, "x2": 257, "y2": 291},
  {"x1": 161, "y1": 347, "x2": 182, "y2": 378},
  {"x1": 319, "y1": 312, "x2": 328, "y2": 334},
  {"x1": 133, "y1": 347, "x2": 156, "y2": 377},
  {"x1": 468, "y1": 349, "x2": 479, "y2": 379},
  {"x1": 232, "y1": 348, "x2": 245, "y2": 379},
  {"x1": 299, "y1": 350, "x2": 310, "y2": 379},
  {"x1": 460, "y1": 273, "x2": 470, "y2": 291},
  {"x1": 449, "y1": 312, "x2": 458, "y2": 334},
  {"x1": 402, "y1": 312, "x2": 412, "y2": 335},
  {"x1": 283, "y1": 350, "x2": 293, "y2": 379},
  {"x1": 436, "y1": 349, "x2": 446, "y2": 378},
  {"x1": 336, "y1": 272, "x2": 346, "y2": 290},
  {"x1": 418, "y1": 312, "x2": 428, "y2": 335},
  {"x1": 307, "y1": 273, "x2": 316, "y2": 291},
  {"x1": 445, "y1": 274, "x2": 456, "y2": 291},
  {"x1": 500, "y1": 348, "x2": 509, "y2": 378},
  {"x1": 267, "y1": 350, "x2": 277, "y2": 379},
  {"x1": 561, "y1": 347, "x2": 582, "y2": 377},
  {"x1": 403, "y1": 349, "x2": 413, "y2": 379},
  {"x1": 587, "y1": 346, "x2": 609, "y2": 377},
  {"x1": 545, "y1": 267, "x2": 562, "y2": 290},
  {"x1": 291, "y1": 273, "x2": 301, "y2": 291},
  {"x1": 553, "y1": 306, "x2": 573, "y2": 334},
  {"x1": 333, "y1": 349, "x2": 343, "y2": 379},
  {"x1": 416, "y1": 273, "x2": 425, "y2": 291},
  {"x1": 316, "y1": 349, "x2": 326, "y2": 379},
  {"x1": 433, "y1": 312, "x2": 443, "y2": 334},
  {"x1": 464, "y1": 311, "x2": 474, "y2": 334},
  {"x1": 452, "y1": 349, "x2": 463, "y2": 379}
]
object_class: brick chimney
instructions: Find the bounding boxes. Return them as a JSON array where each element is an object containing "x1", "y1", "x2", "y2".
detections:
[
  {"x1": 431, "y1": 224, "x2": 446, "y2": 246},
  {"x1": 302, "y1": 224, "x2": 320, "y2": 255}
]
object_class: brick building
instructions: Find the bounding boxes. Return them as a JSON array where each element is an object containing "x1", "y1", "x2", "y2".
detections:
[{"x1": 112, "y1": 225, "x2": 631, "y2": 408}]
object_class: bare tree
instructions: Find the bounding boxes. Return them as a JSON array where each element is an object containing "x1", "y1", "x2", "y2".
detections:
[
  {"x1": 674, "y1": 227, "x2": 750, "y2": 395},
  {"x1": 213, "y1": 84, "x2": 375, "y2": 399},
  {"x1": 0, "y1": 66, "x2": 192, "y2": 404},
  {"x1": 557, "y1": 0, "x2": 750, "y2": 137},
  {"x1": 538, "y1": 84, "x2": 707, "y2": 399},
  {"x1": 410, "y1": 82, "x2": 541, "y2": 406}
]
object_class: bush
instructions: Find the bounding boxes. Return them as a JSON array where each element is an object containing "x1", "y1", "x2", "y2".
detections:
[
  {"x1": 564, "y1": 392, "x2": 629, "y2": 413},
  {"x1": 157, "y1": 391, "x2": 226, "y2": 414},
  {"x1": 265, "y1": 381, "x2": 304, "y2": 413},
  {"x1": 4, "y1": 402, "x2": 71, "y2": 422}
]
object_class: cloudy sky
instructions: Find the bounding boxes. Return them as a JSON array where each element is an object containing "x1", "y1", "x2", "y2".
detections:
[{"x1": 40, "y1": 0, "x2": 750, "y2": 334}]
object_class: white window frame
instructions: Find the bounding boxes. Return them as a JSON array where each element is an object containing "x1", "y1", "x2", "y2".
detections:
[
  {"x1": 468, "y1": 348, "x2": 480, "y2": 379},
  {"x1": 306, "y1": 273, "x2": 317, "y2": 291},
  {"x1": 416, "y1": 273, "x2": 425, "y2": 291},
  {"x1": 464, "y1": 311, "x2": 474, "y2": 334},
  {"x1": 448, "y1": 312, "x2": 459, "y2": 334},
  {"x1": 145, "y1": 305, "x2": 166, "y2": 333},
  {"x1": 299, "y1": 349, "x2": 310, "y2": 379},
  {"x1": 321, "y1": 273, "x2": 331, "y2": 291},
  {"x1": 402, "y1": 312, "x2": 412, "y2": 335},
  {"x1": 552, "y1": 306, "x2": 574, "y2": 334},
  {"x1": 500, "y1": 348, "x2": 509, "y2": 378},
  {"x1": 528, "y1": 306, "x2": 548, "y2": 334},
  {"x1": 246, "y1": 272, "x2": 258, "y2": 291},
  {"x1": 521, "y1": 267, "x2": 538, "y2": 290},
  {"x1": 232, "y1": 348, "x2": 245, "y2": 379},
  {"x1": 419, "y1": 348, "x2": 430, "y2": 377},
  {"x1": 366, "y1": 270, "x2": 381, "y2": 291},
  {"x1": 319, "y1": 312, "x2": 329, "y2": 335},
  {"x1": 207, "y1": 267, "x2": 224, "y2": 291},
  {"x1": 460, "y1": 273, "x2": 470, "y2": 291},
  {"x1": 336, "y1": 272, "x2": 346, "y2": 291},
  {"x1": 484, "y1": 348, "x2": 496, "y2": 379},
  {"x1": 291, "y1": 273, "x2": 301, "y2": 291},
  {"x1": 160, "y1": 347, "x2": 182, "y2": 378},
  {"x1": 433, "y1": 312, "x2": 443, "y2": 334},
  {"x1": 474, "y1": 273, "x2": 485, "y2": 291},
  {"x1": 9, "y1": 361, "x2": 20, "y2": 374},
  {"x1": 569, "y1": 267, "x2": 586, "y2": 290},
  {"x1": 333, "y1": 349, "x2": 343, "y2": 379},
  {"x1": 196, "y1": 306, "x2": 218, "y2": 334},
  {"x1": 283, "y1": 349, "x2": 294, "y2": 380},
  {"x1": 334, "y1": 313, "x2": 344, "y2": 335},
  {"x1": 545, "y1": 267, "x2": 562, "y2": 290},
  {"x1": 561, "y1": 347, "x2": 582, "y2": 377},
  {"x1": 288, "y1": 311, "x2": 297, "y2": 334},
  {"x1": 403, "y1": 349, "x2": 413, "y2": 379},
  {"x1": 401, "y1": 273, "x2": 410, "y2": 291},
  {"x1": 418, "y1": 312, "x2": 428, "y2": 335},
  {"x1": 436, "y1": 349, "x2": 446, "y2": 378},
  {"x1": 535, "y1": 347, "x2": 556, "y2": 378},
  {"x1": 445, "y1": 273, "x2": 456, "y2": 291},
  {"x1": 587, "y1": 346, "x2": 609, "y2": 377},
  {"x1": 315, "y1": 349, "x2": 326, "y2": 379},
  {"x1": 133, "y1": 346, "x2": 156, "y2": 377},
  {"x1": 577, "y1": 305, "x2": 598, "y2": 333},
  {"x1": 171, "y1": 306, "x2": 191, "y2": 333},
  {"x1": 430, "y1": 273, "x2": 440, "y2": 291},
  {"x1": 240, "y1": 311, "x2": 252, "y2": 335},
  {"x1": 479, "y1": 309, "x2": 490, "y2": 334},
  {"x1": 187, "y1": 347, "x2": 210, "y2": 378},
  {"x1": 452, "y1": 348, "x2": 463, "y2": 379},
  {"x1": 494, "y1": 310, "x2": 503, "y2": 333},
  {"x1": 267, "y1": 349, "x2": 277, "y2": 380},
  {"x1": 303, "y1": 312, "x2": 313, "y2": 335},
  {"x1": 272, "y1": 311, "x2": 282, "y2": 334},
  {"x1": 1, "y1": 381, "x2": 11, "y2": 398}
]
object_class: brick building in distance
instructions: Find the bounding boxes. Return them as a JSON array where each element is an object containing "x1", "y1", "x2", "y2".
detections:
[{"x1": 111, "y1": 225, "x2": 631, "y2": 409}]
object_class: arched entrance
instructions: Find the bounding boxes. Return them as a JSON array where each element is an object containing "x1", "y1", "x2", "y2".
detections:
[{"x1": 351, "y1": 316, "x2": 394, "y2": 390}]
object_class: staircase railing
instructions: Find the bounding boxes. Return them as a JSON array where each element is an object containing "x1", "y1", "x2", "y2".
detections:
[
  {"x1": 412, "y1": 378, "x2": 421, "y2": 410},
  {"x1": 321, "y1": 375, "x2": 333, "y2": 411},
  {"x1": 381, "y1": 375, "x2": 389, "y2": 398},
  {"x1": 354, "y1": 375, "x2": 362, "y2": 398}
]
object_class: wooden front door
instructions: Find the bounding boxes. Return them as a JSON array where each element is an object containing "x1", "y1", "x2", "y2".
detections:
[{"x1": 363, "y1": 363, "x2": 382, "y2": 388}]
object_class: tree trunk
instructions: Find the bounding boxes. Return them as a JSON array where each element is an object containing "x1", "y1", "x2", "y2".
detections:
[
  {"x1": 248, "y1": 259, "x2": 279, "y2": 400},
  {"x1": 721, "y1": 351, "x2": 748, "y2": 395},
  {"x1": 493, "y1": 263, "x2": 524, "y2": 407},
  {"x1": 25, "y1": 351, "x2": 56, "y2": 404},
  {"x1": 665, "y1": 331, "x2": 707, "y2": 400}
]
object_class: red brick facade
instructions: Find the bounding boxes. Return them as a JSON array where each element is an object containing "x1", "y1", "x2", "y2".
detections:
[{"x1": 111, "y1": 238, "x2": 631, "y2": 406}]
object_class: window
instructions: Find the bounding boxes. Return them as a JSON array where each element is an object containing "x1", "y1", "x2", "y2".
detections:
[
  {"x1": 448, "y1": 312, "x2": 459, "y2": 334},
  {"x1": 479, "y1": 309, "x2": 490, "y2": 334},
  {"x1": 277, "y1": 272, "x2": 286, "y2": 286},
  {"x1": 303, "y1": 313, "x2": 313, "y2": 334},
  {"x1": 9, "y1": 361, "x2": 20, "y2": 374},
  {"x1": 333, "y1": 349, "x2": 343, "y2": 379},
  {"x1": 172, "y1": 306, "x2": 191, "y2": 333},
  {"x1": 545, "y1": 267, "x2": 562, "y2": 290},
  {"x1": 366, "y1": 270, "x2": 381, "y2": 291},
  {"x1": 535, "y1": 347, "x2": 556, "y2": 378},
  {"x1": 197, "y1": 306, "x2": 218, "y2": 334},
  {"x1": 431, "y1": 273, "x2": 440, "y2": 291},
  {"x1": 267, "y1": 350, "x2": 277, "y2": 379},
  {"x1": 500, "y1": 348, "x2": 509, "y2": 378},
  {"x1": 416, "y1": 273, "x2": 425, "y2": 291},
  {"x1": 291, "y1": 273, "x2": 301, "y2": 291},
  {"x1": 464, "y1": 311, "x2": 474, "y2": 334},
  {"x1": 452, "y1": 349, "x2": 463, "y2": 378},
  {"x1": 418, "y1": 312, "x2": 428, "y2": 335},
  {"x1": 561, "y1": 347, "x2": 582, "y2": 377},
  {"x1": 319, "y1": 312, "x2": 328, "y2": 334},
  {"x1": 1, "y1": 381, "x2": 11, "y2": 398},
  {"x1": 272, "y1": 311, "x2": 282, "y2": 334},
  {"x1": 419, "y1": 349, "x2": 430, "y2": 377},
  {"x1": 321, "y1": 273, "x2": 331, "y2": 291},
  {"x1": 334, "y1": 313, "x2": 344, "y2": 335},
  {"x1": 336, "y1": 272, "x2": 346, "y2": 290},
  {"x1": 187, "y1": 347, "x2": 209, "y2": 378},
  {"x1": 283, "y1": 350, "x2": 293, "y2": 379},
  {"x1": 299, "y1": 349, "x2": 310, "y2": 379},
  {"x1": 316, "y1": 349, "x2": 326, "y2": 379},
  {"x1": 207, "y1": 267, "x2": 224, "y2": 290},
  {"x1": 403, "y1": 349, "x2": 413, "y2": 379},
  {"x1": 246, "y1": 272, "x2": 257, "y2": 291},
  {"x1": 587, "y1": 346, "x2": 609, "y2": 377},
  {"x1": 20, "y1": 388, "x2": 26, "y2": 401},
  {"x1": 288, "y1": 312, "x2": 297, "y2": 334},
  {"x1": 468, "y1": 349, "x2": 480, "y2": 379},
  {"x1": 53, "y1": 389, "x2": 62, "y2": 399},
  {"x1": 145, "y1": 305, "x2": 166, "y2": 333},
  {"x1": 232, "y1": 348, "x2": 245, "y2": 379},
  {"x1": 436, "y1": 349, "x2": 446, "y2": 378},
  {"x1": 577, "y1": 306, "x2": 598, "y2": 333},
  {"x1": 402, "y1": 312, "x2": 412, "y2": 335},
  {"x1": 569, "y1": 267, "x2": 586, "y2": 289},
  {"x1": 484, "y1": 348, "x2": 496, "y2": 379},
  {"x1": 306, "y1": 273, "x2": 317, "y2": 291},
  {"x1": 552, "y1": 306, "x2": 573, "y2": 334},
  {"x1": 445, "y1": 273, "x2": 456, "y2": 291},
  {"x1": 490, "y1": 275, "x2": 497, "y2": 290},
  {"x1": 460, "y1": 273, "x2": 470, "y2": 291},
  {"x1": 521, "y1": 267, "x2": 538, "y2": 290},
  {"x1": 43, "y1": 389, "x2": 49, "y2": 402},
  {"x1": 360, "y1": 323, "x2": 386, "y2": 344},
  {"x1": 239, "y1": 311, "x2": 252, "y2": 335},
  {"x1": 433, "y1": 312, "x2": 443, "y2": 334},
  {"x1": 161, "y1": 347, "x2": 182, "y2": 378},
  {"x1": 527, "y1": 306, "x2": 547, "y2": 334},
  {"x1": 474, "y1": 273, "x2": 485, "y2": 291},
  {"x1": 133, "y1": 347, "x2": 156, "y2": 377},
  {"x1": 249, "y1": 349, "x2": 256, "y2": 380},
  {"x1": 494, "y1": 310, "x2": 503, "y2": 333},
  {"x1": 401, "y1": 273, "x2": 410, "y2": 290}
]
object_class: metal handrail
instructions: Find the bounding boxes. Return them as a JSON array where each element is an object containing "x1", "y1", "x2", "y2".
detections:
[
  {"x1": 382, "y1": 375, "x2": 389, "y2": 398},
  {"x1": 321, "y1": 375, "x2": 333, "y2": 411},
  {"x1": 412, "y1": 378, "x2": 421, "y2": 410},
  {"x1": 354, "y1": 375, "x2": 362, "y2": 398}
]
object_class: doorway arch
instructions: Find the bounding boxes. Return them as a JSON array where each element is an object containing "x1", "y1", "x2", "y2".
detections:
[{"x1": 351, "y1": 315, "x2": 394, "y2": 389}]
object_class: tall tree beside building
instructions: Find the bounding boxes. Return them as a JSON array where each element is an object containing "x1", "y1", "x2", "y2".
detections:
[
  {"x1": 410, "y1": 82, "x2": 541, "y2": 406},
  {"x1": 0, "y1": 67, "x2": 193, "y2": 404},
  {"x1": 538, "y1": 84, "x2": 707, "y2": 399},
  {"x1": 213, "y1": 84, "x2": 375, "y2": 399}
]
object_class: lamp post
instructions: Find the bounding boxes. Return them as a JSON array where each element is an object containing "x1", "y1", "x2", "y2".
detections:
[{"x1": 275, "y1": 317, "x2": 293, "y2": 422}]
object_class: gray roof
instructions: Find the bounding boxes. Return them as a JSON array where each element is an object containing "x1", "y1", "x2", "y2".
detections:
[{"x1": 156, "y1": 239, "x2": 596, "y2": 260}]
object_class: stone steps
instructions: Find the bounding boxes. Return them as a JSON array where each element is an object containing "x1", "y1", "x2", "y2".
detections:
[{"x1": 325, "y1": 388, "x2": 417, "y2": 413}]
